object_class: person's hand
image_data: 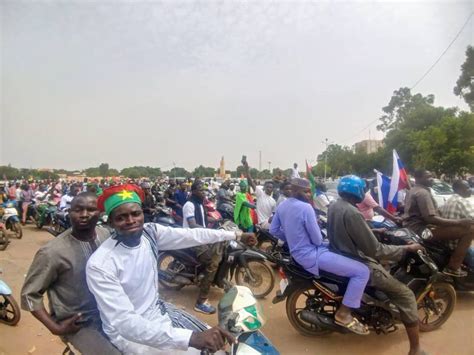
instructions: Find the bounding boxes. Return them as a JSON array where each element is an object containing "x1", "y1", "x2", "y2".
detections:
[
  {"x1": 188, "y1": 326, "x2": 236, "y2": 353},
  {"x1": 404, "y1": 243, "x2": 425, "y2": 254},
  {"x1": 241, "y1": 233, "x2": 257, "y2": 246},
  {"x1": 52, "y1": 313, "x2": 83, "y2": 336}
]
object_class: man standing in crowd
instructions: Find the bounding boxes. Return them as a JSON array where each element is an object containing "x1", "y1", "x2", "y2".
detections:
[{"x1": 21, "y1": 192, "x2": 120, "y2": 354}]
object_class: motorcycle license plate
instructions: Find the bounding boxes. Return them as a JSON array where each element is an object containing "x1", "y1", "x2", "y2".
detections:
[{"x1": 279, "y1": 278, "x2": 289, "y2": 294}]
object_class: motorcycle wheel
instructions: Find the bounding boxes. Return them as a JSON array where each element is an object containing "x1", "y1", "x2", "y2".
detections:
[
  {"x1": 157, "y1": 253, "x2": 185, "y2": 291},
  {"x1": 235, "y1": 260, "x2": 274, "y2": 298},
  {"x1": 285, "y1": 285, "x2": 333, "y2": 337},
  {"x1": 418, "y1": 282, "x2": 456, "y2": 332},
  {"x1": 35, "y1": 212, "x2": 44, "y2": 229},
  {"x1": 0, "y1": 294, "x2": 21, "y2": 326},
  {"x1": 11, "y1": 222, "x2": 22, "y2": 239},
  {"x1": 0, "y1": 231, "x2": 9, "y2": 251}
]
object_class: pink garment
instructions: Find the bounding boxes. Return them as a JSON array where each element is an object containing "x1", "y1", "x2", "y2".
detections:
[{"x1": 356, "y1": 192, "x2": 379, "y2": 220}]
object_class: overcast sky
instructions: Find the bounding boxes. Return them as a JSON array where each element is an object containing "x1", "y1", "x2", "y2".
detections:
[{"x1": 1, "y1": 0, "x2": 472, "y2": 171}]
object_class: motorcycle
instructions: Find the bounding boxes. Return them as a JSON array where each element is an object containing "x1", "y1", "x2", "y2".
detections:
[
  {"x1": 273, "y1": 229, "x2": 456, "y2": 336},
  {"x1": 158, "y1": 223, "x2": 275, "y2": 299},
  {"x1": 35, "y1": 201, "x2": 58, "y2": 229},
  {"x1": 214, "y1": 285, "x2": 279, "y2": 354},
  {"x1": 377, "y1": 224, "x2": 474, "y2": 292},
  {"x1": 0, "y1": 269, "x2": 21, "y2": 326},
  {"x1": 47, "y1": 209, "x2": 71, "y2": 237},
  {"x1": 152, "y1": 204, "x2": 180, "y2": 227},
  {"x1": 0, "y1": 202, "x2": 23, "y2": 239}
]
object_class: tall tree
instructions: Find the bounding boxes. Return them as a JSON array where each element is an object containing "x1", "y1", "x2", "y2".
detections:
[{"x1": 454, "y1": 45, "x2": 474, "y2": 112}]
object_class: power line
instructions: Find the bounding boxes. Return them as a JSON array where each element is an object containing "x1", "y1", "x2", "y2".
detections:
[
  {"x1": 338, "y1": 12, "x2": 473, "y2": 146},
  {"x1": 411, "y1": 12, "x2": 473, "y2": 89}
]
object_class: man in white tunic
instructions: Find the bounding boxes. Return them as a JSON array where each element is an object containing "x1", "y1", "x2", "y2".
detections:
[{"x1": 86, "y1": 184, "x2": 256, "y2": 354}]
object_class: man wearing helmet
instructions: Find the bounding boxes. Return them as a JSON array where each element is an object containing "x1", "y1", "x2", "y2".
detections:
[{"x1": 328, "y1": 175, "x2": 425, "y2": 355}]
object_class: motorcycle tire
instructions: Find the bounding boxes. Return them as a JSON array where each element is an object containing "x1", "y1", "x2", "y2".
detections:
[
  {"x1": 11, "y1": 222, "x2": 23, "y2": 239},
  {"x1": 418, "y1": 282, "x2": 456, "y2": 332},
  {"x1": 285, "y1": 285, "x2": 333, "y2": 337},
  {"x1": 0, "y1": 231, "x2": 9, "y2": 251},
  {"x1": 235, "y1": 260, "x2": 274, "y2": 299},
  {"x1": 157, "y1": 253, "x2": 185, "y2": 291},
  {"x1": 0, "y1": 294, "x2": 21, "y2": 326}
]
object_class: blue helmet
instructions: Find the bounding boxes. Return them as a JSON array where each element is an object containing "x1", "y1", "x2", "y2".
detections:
[{"x1": 337, "y1": 175, "x2": 366, "y2": 202}]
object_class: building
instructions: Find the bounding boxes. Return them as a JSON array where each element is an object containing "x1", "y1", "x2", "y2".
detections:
[{"x1": 353, "y1": 139, "x2": 384, "y2": 154}]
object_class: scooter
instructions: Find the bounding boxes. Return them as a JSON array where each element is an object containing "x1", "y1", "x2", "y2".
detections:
[
  {"x1": 158, "y1": 222, "x2": 275, "y2": 299},
  {"x1": 0, "y1": 202, "x2": 23, "y2": 239},
  {"x1": 216, "y1": 285, "x2": 279, "y2": 354},
  {"x1": 0, "y1": 269, "x2": 21, "y2": 326},
  {"x1": 273, "y1": 229, "x2": 456, "y2": 336},
  {"x1": 47, "y1": 209, "x2": 71, "y2": 237}
]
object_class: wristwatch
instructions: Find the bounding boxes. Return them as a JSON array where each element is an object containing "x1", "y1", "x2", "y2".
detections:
[{"x1": 234, "y1": 230, "x2": 243, "y2": 240}]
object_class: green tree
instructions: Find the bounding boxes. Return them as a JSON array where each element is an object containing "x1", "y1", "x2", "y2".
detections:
[
  {"x1": 0, "y1": 165, "x2": 20, "y2": 179},
  {"x1": 99, "y1": 163, "x2": 109, "y2": 177},
  {"x1": 192, "y1": 165, "x2": 216, "y2": 178},
  {"x1": 257, "y1": 169, "x2": 272, "y2": 180},
  {"x1": 454, "y1": 45, "x2": 474, "y2": 111},
  {"x1": 317, "y1": 144, "x2": 354, "y2": 177},
  {"x1": 167, "y1": 167, "x2": 190, "y2": 179},
  {"x1": 377, "y1": 87, "x2": 434, "y2": 132}
]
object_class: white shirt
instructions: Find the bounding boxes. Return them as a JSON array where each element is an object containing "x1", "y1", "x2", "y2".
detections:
[
  {"x1": 59, "y1": 194, "x2": 74, "y2": 210},
  {"x1": 86, "y1": 223, "x2": 236, "y2": 354},
  {"x1": 291, "y1": 168, "x2": 300, "y2": 179},
  {"x1": 182, "y1": 201, "x2": 206, "y2": 228},
  {"x1": 255, "y1": 186, "x2": 276, "y2": 225}
]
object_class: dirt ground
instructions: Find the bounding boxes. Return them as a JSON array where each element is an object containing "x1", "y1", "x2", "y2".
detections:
[{"x1": 0, "y1": 225, "x2": 473, "y2": 355}]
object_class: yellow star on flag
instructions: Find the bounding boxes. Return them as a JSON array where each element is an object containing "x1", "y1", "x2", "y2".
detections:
[{"x1": 117, "y1": 189, "x2": 134, "y2": 200}]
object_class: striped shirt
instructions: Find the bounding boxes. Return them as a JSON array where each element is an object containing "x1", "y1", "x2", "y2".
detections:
[{"x1": 440, "y1": 194, "x2": 474, "y2": 250}]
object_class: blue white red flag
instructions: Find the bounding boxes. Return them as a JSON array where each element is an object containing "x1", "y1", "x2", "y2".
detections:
[
  {"x1": 387, "y1": 150, "x2": 409, "y2": 213},
  {"x1": 375, "y1": 169, "x2": 396, "y2": 212}
]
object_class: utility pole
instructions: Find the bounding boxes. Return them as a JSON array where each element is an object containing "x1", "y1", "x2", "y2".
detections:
[
  {"x1": 268, "y1": 161, "x2": 271, "y2": 172},
  {"x1": 322, "y1": 138, "x2": 329, "y2": 181},
  {"x1": 259, "y1": 150, "x2": 262, "y2": 171}
]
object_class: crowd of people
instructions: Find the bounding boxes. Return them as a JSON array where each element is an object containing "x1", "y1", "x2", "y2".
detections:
[{"x1": 1, "y1": 164, "x2": 473, "y2": 355}]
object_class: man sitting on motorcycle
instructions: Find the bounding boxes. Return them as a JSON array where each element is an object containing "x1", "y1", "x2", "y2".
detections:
[
  {"x1": 270, "y1": 178, "x2": 371, "y2": 335},
  {"x1": 86, "y1": 184, "x2": 256, "y2": 354},
  {"x1": 141, "y1": 181, "x2": 157, "y2": 223},
  {"x1": 21, "y1": 192, "x2": 120, "y2": 355},
  {"x1": 403, "y1": 169, "x2": 474, "y2": 277},
  {"x1": 328, "y1": 175, "x2": 425, "y2": 355},
  {"x1": 182, "y1": 180, "x2": 223, "y2": 314},
  {"x1": 216, "y1": 180, "x2": 234, "y2": 219}
]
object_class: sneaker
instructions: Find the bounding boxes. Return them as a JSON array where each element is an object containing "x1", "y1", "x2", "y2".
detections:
[
  {"x1": 443, "y1": 267, "x2": 467, "y2": 278},
  {"x1": 194, "y1": 301, "x2": 216, "y2": 314}
]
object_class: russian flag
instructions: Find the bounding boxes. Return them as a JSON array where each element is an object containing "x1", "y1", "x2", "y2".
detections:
[
  {"x1": 375, "y1": 170, "x2": 396, "y2": 212},
  {"x1": 388, "y1": 150, "x2": 408, "y2": 213}
]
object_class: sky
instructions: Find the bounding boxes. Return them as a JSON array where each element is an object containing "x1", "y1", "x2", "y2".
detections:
[{"x1": 1, "y1": 0, "x2": 472, "y2": 172}]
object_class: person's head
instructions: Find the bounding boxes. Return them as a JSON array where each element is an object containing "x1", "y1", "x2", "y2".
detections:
[
  {"x1": 280, "y1": 181, "x2": 292, "y2": 197},
  {"x1": 264, "y1": 181, "x2": 274, "y2": 195},
  {"x1": 222, "y1": 180, "x2": 230, "y2": 190},
  {"x1": 452, "y1": 180, "x2": 471, "y2": 198},
  {"x1": 191, "y1": 180, "x2": 206, "y2": 201},
  {"x1": 337, "y1": 175, "x2": 366, "y2": 205},
  {"x1": 229, "y1": 183, "x2": 235, "y2": 191},
  {"x1": 290, "y1": 178, "x2": 312, "y2": 203},
  {"x1": 179, "y1": 181, "x2": 187, "y2": 191},
  {"x1": 239, "y1": 180, "x2": 248, "y2": 193},
  {"x1": 414, "y1": 169, "x2": 434, "y2": 187},
  {"x1": 69, "y1": 183, "x2": 81, "y2": 196},
  {"x1": 293, "y1": 163, "x2": 298, "y2": 169},
  {"x1": 98, "y1": 184, "x2": 145, "y2": 237},
  {"x1": 69, "y1": 192, "x2": 100, "y2": 232},
  {"x1": 141, "y1": 182, "x2": 152, "y2": 195},
  {"x1": 169, "y1": 180, "x2": 176, "y2": 188}
]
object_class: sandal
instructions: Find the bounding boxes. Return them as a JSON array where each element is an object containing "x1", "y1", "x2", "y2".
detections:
[
  {"x1": 334, "y1": 317, "x2": 370, "y2": 335},
  {"x1": 443, "y1": 267, "x2": 467, "y2": 278}
]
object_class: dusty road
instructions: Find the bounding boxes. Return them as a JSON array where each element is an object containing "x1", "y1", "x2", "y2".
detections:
[{"x1": 0, "y1": 226, "x2": 473, "y2": 355}]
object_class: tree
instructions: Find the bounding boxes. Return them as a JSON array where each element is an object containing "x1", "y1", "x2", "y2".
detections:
[
  {"x1": 317, "y1": 144, "x2": 354, "y2": 177},
  {"x1": 377, "y1": 87, "x2": 434, "y2": 132},
  {"x1": 99, "y1": 163, "x2": 109, "y2": 177},
  {"x1": 192, "y1": 165, "x2": 216, "y2": 178},
  {"x1": 257, "y1": 169, "x2": 272, "y2": 180},
  {"x1": 167, "y1": 167, "x2": 190, "y2": 179},
  {"x1": 454, "y1": 45, "x2": 474, "y2": 111},
  {"x1": 0, "y1": 165, "x2": 20, "y2": 179}
]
